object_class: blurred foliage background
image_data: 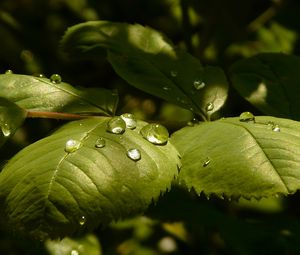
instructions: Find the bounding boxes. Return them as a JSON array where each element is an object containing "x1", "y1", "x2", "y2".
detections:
[{"x1": 1, "y1": 0, "x2": 300, "y2": 254}]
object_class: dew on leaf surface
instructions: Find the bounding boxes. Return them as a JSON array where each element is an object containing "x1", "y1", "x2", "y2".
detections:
[
  {"x1": 140, "y1": 123, "x2": 169, "y2": 145},
  {"x1": 239, "y1": 112, "x2": 255, "y2": 122},
  {"x1": 120, "y1": 113, "x2": 137, "y2": 129},
  {"x1": 50, "y1": 73, "x2": 62, "y2": 84},
  {"x1": 127, "y1": 148, "x2": 141, "y2": 161},
  {"x1": 95, "y1": 137, "x2": 106, "y2": 148},
  {"x1": 65, "y1": 139, "x2": 81, "y2": 153},
  {"x1": 106, "y1": 117, "x2": 126, "y2": 134}
]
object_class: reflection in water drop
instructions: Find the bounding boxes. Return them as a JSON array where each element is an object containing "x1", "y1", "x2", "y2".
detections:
[
  {"x1": 140, "y1": 123, "x2": 169, "y2": 145},
  {"x1": 64, "y1": 139, "x2": 81, "y2": 153},
  {"x1": 193, "y1": 80, "x2": 205, "y2": 90},
  {"x1": 239, "y1": 112, "x2": 255, "y2": 122},
  {"x1": 205, "y1": 102, "x2": 214, "y2": 112},
  {"x1": 95, "y1": 137, "x2": 106, "y2": 148},
  {"x1": 120, "y1": 113, "x2": 137, "y2": 129},
  {"x1": 127, "y1": 148, "x2": 141, "y2": 161},
  {"x1": 5, "y1": 70, "x2": 13, "y2": 74},
  {"x1": 79, "y1": 215, "x2": 86, "y2": 226},
  {"x1": 272, "y1": 124, "x2": 280, "y2": 132},
  {"x1": 203, "y1": 157, "x2": 210, "y2": 167},
  {"x1": 106, "y1": 117, "x2": 126, "y2": 134},
  {"x1": 1, "y1": 123, "x2": 11, "y2": 137},
  {"x1": 50, "y1": 74, "x2": 62, "y2": 84}
]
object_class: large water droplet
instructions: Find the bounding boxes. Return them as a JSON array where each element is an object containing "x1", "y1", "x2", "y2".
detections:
[
  {"x1": 79, "y1": 215, "x2": 86, "y2": 226},
  {"x1": 121, "y1": 113, "x2": 137, "y2": 129},
  {"x1": 95, "y1": 137, "x2": 106, "y2": 148},
  {"x1": 1, "y1": 123, "x2": 11, "y2": 137},
  {"x1": 239, "y1": 112, "x2": 255, "y2": 122},
  {"x1": 106, "y1": 117, "x2": 126, "y2": 134},
  {"x1": 170, "y1": 70, "x2": 177, "y2": 77},
  {"x1": 71, "y1": 249, "x2": 79, "y2": 255},
  {"x1": 65, "y1": 139, "x2": 81, "y2": 153},
  {"x1": 205, "y1": 102, "x2": 214, "y2": 112},
  {"x1": 272, "y1": 124, "x2": 280, "y2": 132},
  {"x1": 5, "y1": 69, "x2": 13, "y2": 74},
  {"x1": 127, "y1": 148, "x2": 141, "y2": 161},
  {"x1": 50, "y1": 74, "x2": 62, "y2": 84},
  {"x1": 193, "y1": 80, "x2": 205, "y2": 90},
  {"x1": 203, "y1": 157, "x2": 210, "y2": 167},
  {"x1": 140, "y1": 123, "x2": 169, "y2": 145}
]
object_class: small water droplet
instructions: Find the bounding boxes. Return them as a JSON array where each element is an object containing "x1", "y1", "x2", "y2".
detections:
[
  {"x1": 37, "y1": 73, "x2": 45, "y2": 78},
  {"x1": 79, "y1": 215, "x2": 86, "y2": 226},
  {"x1": 107, "y1": 117, "x2": 126, "y2": 134},
  {"x1": 239, "y1": 112, "x2": 255, "y2": 122},
  {"x1": 65, "y1": 139, "x2": 81, "y2": 153},
  {"x1": 1, "y1": 123, "x2": 11, "y2": 137},
  {"x1": 71, "y1": 249, "x2": 79, "y2": 255},
  {"x1": 205, "y1": 102, "x2": 214, "y2": 112},
  {"x1": 272, "y1": 124, "x2": 280, "y2": 132},
  {"x1": 187, "y1": 118, "x2": 199, "y2": 126},
  {"x1": 193, "y1": 80, "x2": 205, "y2": 90},
  {"x1": 203, "y1": 157, "x2": 210, "y2": 167},
  {"x1": 50, "y1": 74, "x2": 62, "y2": 84},
  {"x1": 5, "y1": 69, "x2": 13, "y2": 74},
  {"x1": 127, "y1": 148, "x2": 141, "y2": 161},
  {"x1": 95, "y1": 137, "x2": 106, "y2": 148},
  {"x1": 170, "y1": 70, "x2": 177, "y2": 77},
  {"x1": 163, "y1": 86, "x2": 171, "y2": 91},
  {"x1": 120, "y1": 113, "x2": 137, "y2": 129},
  {"x1": 140, "y1": 123, "x2": 169, "y2": 145}
]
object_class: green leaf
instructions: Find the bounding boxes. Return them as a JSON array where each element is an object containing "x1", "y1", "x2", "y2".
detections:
[
  {"x1": 171, "y1": 116, "x2": 300, "y2": 199},
  {"x1": 0, "y1": 118, "x2": 180, "y2": 239},
  {"x1": 0, "y1": 74, "x2": 118, "y2": 116},
  {"x1": 229, "y1": 53, "x2": 300, "y2": 120},
  {"x1": 45, "y1": 234, "x2": 102, "y2": 255},
  {"x1": 0, "y1": 97, "x2": 26, "y2": 146},
  {"x1": 61, "y1": 21, "x2": 228, "y2": 119}
]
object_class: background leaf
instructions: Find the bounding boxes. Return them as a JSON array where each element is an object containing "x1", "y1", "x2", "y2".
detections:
[
  {"x1": 229, "y1": 53, "x2": 300, "y2": 120},
  {"x1": 45, "y1": 234, "x2": 102, "y2": 255},
  {"x1": 0, "y1": 74, "x2": 118, "y2": 116},
  {"x1": 61, "y1": 21, "x2": 228, "y2": 120},
  {"x1": 0, "y1": 118, "x2": 180, "y2": 239},
  {"x1": 0, "y1": 97, "x2": 26, "y2": 147},
  {"x1": 171, "y1": 116, "x2": 300, "y2": 199}
]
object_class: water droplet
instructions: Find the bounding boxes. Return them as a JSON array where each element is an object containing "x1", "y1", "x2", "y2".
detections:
[
  {"x1": 50, "y1": 74, "x2": 62, "y2": 84},
  {"x1": 65, "y1": 139, "x2": 81, "y2": 153},
  {"x1": 5, "y1": 69, "x2": 13, "y2": 74},
  {"x1": 203, "y1": 157, "x2": 210, "y2": 167},
  {"x1": 127, "y1": 148, "x2": 141, "y2": 161},
  {"x1": 239, "y1": 112, "x2": 255, "y2": 122},
  {"x1": 140, "y1": 123, "x2": 169, "y2": 145},
  {"x1": 193, "y1": 80, "x2": 205, "y2": 90},
  {"x1": 95, "y1": 137, "x2": 106, "y2": 148},
  {"x1": 71, "y1": 249, "x2": 79, "y2": 255},
  {"x1": 170, "y1": 70, "x2": 177, "y2": 77},
  {"x1": 205, "y1": 102, "x2": 214, "y2": 112},
  {"x1": 36, "y1": 73, "x2": 45, "y2": 78},
  {"x1": 106, "y1": 117, "x2": 126, "y2": 134},
  {"x1": 272, "y1": 124, "x2": 280, "y2": 132},
  {"x1": 79, "y1": 215, "x2": 86, "y2": 226},
  {"x1": 187, "y1": 118, "x2": 199, "y2": 126},
  {"x1": 120, "y1": 113, "x2": 137, "y2": 129},
  {"x1": 1, "y1": 123, "x2": 11, "y2": 137},
  {"x1": 163, "y1": 86, "x2": 171, "y2": 91}
]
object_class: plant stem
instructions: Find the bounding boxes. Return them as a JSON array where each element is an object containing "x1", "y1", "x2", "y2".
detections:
[{"x1": 26, "y1": 110, "x2": 105, "y2": 120}]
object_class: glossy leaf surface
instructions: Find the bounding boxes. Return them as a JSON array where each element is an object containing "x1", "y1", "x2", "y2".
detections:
[
  {"x1": 0, "y1": 118, "x2": 180, "y2": 239},
  {"x1": 171, "y1": 116, "x2": 300, "y2": 199}
]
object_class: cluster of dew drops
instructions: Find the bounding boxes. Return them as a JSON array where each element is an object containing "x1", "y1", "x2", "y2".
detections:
[{"x1": 64, "y1": 113, "x2": 170, "y2": 161}]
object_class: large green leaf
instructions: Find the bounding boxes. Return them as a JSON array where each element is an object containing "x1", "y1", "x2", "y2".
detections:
[
  {"x1": 229, "y1": 53, "x2": 300, "y2": 120},
  {"x1": 61, "y1": 21, "x2": 228, "y2": 120},
  {"x1": 0, "y1": 97, "x2": 27, "y2": 146},
  {"x1": 0, "y1": 117, "x2": 180, "y2": 239},
  {"x1": 171, "y1": 115, "x2": 300, "y2": 199},
  {"x1": 0, "y1": 74, "x2": 118, "y2": 116}
]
